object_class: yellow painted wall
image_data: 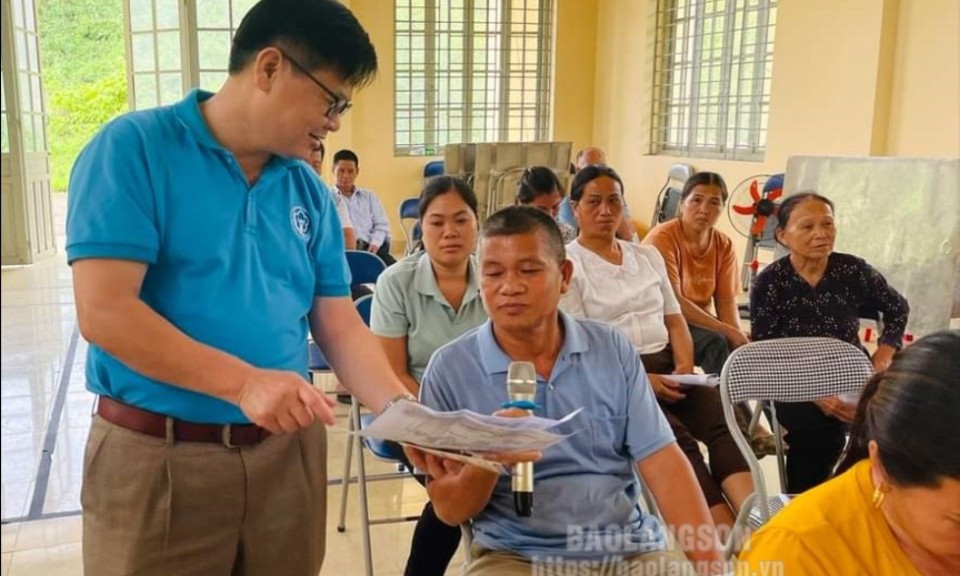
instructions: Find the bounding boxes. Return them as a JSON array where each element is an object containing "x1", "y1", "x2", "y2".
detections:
[
  {"x1": 886, "y1": 0, "x2": 960, "y2": 157},
  {"x1": 593, "y1": 0, "x2": 959, "y2": 253},
  {"x1": 338, "y1": 0, "x2": 957, "y2": 249},
  {"x1": 337, "y1": 0, "x2": 598, "y2": 247}
]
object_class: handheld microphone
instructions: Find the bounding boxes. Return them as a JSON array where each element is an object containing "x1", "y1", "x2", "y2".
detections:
[{"x1": 506, "y1": 361, "x2": 537, "y2": 517}]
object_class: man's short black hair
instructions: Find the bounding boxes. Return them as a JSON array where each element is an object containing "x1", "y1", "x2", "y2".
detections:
[
  {"x1": 481, "y1": 206, "x2": 566, "y2": 264},
  {"x1": 229, "y1": 0, "x2": 377, "y2": 87},
  {"x1": 333, "y1": 149, "x2": 359, "y2": 167}
]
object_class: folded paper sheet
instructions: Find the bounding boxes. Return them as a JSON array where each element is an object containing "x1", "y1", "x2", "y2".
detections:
[
  {"x1": 358, "y1": 401, "x2": 582, "y2": 455},
  {"x1": 663, "y1": 374, "x2": 719, "y2": 387}
]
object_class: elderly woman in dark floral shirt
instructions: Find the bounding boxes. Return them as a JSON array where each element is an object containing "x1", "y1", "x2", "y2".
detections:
[{"x1": 750, "y1": 192, "x2": 909, "y2": 494}]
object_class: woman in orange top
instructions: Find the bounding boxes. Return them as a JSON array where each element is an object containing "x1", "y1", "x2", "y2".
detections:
[
  {"x1": 643, "y1": 172, "x2": 746, "y2": 369},
  {"x1": 644, "y1": 172, "x2": 774, "y2": 455},
  {"x1": 738, "y1": 330, "x2": 960, "y2": 576}
]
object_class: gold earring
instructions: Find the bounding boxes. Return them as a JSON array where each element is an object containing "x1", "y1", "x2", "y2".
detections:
[{"x1": 872, "y1": 485, "x2": 887, "y2": 509}]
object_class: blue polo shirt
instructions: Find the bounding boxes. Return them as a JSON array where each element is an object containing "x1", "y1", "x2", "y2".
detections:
[
  {"x1": 66, "y1": 90, "x2": 350, "y2": 424},
  {"x1": 420, "y1": 312, "x2": 675, "y2": 561}
]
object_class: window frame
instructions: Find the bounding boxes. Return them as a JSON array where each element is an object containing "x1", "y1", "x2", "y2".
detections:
[
  {"x1": 651, "y1": 0, "x2": 777, "y2": 162},
  {"x1": 393, "y1": 0, "x2": 555, "y2": 157}
]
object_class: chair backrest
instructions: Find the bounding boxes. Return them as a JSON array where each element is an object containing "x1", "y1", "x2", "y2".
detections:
[
  {"x1": 398, "y1": 197, "x2": 422, "y2": 255},
  {"x1": 719, "y1": 337, "x2": 873, "y2": 527},
  {"x1": 345, "y1": 250, "x2": 387, "y2": 286},
  {"x1": 651, "y1": 163, "x2": 694, "y2": 228},
  {"x1": 399, "y1": 197, "x2": 419, "y2": 220},
  {"x1": 720, "y1": 337, "x2": 873, "y2": 405},
  {"x1": 423, "y1": 160, "x2": 445, "y2": 180},
  {"x1": 354, "y1": 293, "x2": 373, "y2": 326}
]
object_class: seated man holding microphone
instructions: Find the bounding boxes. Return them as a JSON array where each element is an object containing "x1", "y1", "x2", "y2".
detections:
[{"x1": 405, "y1": 206, "x2": 724, "y2": 576}]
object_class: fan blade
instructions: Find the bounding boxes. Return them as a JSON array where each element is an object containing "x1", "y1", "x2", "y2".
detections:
[
  {"x1": 732, "y1": 204, "x2": 755, "y2": 215},
  {"x1": 767, "y1": 187, "x2": 783, "y2": 201},
  {"x1": 749, "y1": 180, "x2": 761, "y2": 203},
  {"x1": 751, "y1": 215, "x2": 767, "y2": 237}
]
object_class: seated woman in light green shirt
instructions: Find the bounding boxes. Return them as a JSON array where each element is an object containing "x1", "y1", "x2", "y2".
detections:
[
  {"x1": 371, "y1": 176, "x2": 488, "y2": 393},
  {"x1": 369, "y1": 176, "x2": 488, "y2": 575}
]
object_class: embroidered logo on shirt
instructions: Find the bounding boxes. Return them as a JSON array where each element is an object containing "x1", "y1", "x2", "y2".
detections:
[{"x1": 291, "y1": 206, "x2": 311, "y2": 239}]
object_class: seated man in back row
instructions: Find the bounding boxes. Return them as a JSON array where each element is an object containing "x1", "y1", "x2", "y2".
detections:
[
  {"x1": 333, "y1": 148, "x2": 396, "y2": 265},
  {"x1": 405, "y1": 206, "x2": 724, "y2": 576}
]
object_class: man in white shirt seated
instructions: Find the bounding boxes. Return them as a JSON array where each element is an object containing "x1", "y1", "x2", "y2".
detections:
[
  {"x1": 308, "y1": 141, "x2": 355, "y2": 249},
  {"x1": 333, "y1": 148, "x2": 395, "y2": 265}
]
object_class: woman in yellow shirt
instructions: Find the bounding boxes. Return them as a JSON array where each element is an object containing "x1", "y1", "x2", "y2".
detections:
[{"x1": 738, "y1": 330, "x2": 960, "y2": 575}]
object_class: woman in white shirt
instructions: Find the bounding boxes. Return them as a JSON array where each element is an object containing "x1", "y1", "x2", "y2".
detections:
[{"x1": 559, "y1": 164, "x2": 753, "y2": 532}]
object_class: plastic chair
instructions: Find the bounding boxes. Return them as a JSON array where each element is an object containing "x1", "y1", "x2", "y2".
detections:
[
  {"x1": 345, "y1": 249, "x2": 387, "y2": 285},
  {"x1": 397, "y1": 197, "x2": 422, "y2": 256},
  {"x1": 307, "y1": 251, "x2": 385, "y2": 387},
  {"x1": 335, "y1": 293, "x2": 418, "y2": 576},
  {"x1": 718, "y1": 337, "x2": 873, "y2": 558},
  {"x1": 650, "y1": 163, "x2": 694, "y2": 228},
  {"x1": 423, "y1": 159, "x2": 444, "y2": 181}
]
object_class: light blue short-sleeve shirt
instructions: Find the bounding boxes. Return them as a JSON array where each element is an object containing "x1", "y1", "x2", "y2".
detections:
[
  {"x1": 420, "y1": 312, "x2": 675, "y2": 561},
  {"x1": 66, "y1": 90, "x2": 350, "y2": 424},
  {"x1": 370, "y1": 252, "x2": 487, "y2": 382}
]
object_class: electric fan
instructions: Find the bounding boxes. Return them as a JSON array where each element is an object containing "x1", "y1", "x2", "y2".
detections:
[{"x1": 727, "y1": 173, "x2": 784, "y2": 290}]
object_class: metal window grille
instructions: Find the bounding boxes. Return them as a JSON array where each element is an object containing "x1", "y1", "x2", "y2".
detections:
[
  {"x1": 394, "y1": 0, "x2": 554, "y2": 156},
  {"x1": 651, "y1": 0, "x2": 777, "y2": 161},
  {"x1": 124, "y1": 0, "x2": 255, "y2": 111}
]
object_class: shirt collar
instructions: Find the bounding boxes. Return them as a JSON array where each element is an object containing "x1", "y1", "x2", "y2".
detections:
[
  {"x1": 414, "y1": 253, "x2": 481, "y2": 302},
  {"x1": 173, "y1": 89, "x2": 300, "y2": 169},
  {"x1": 477, "y1": 311, "x2": 589, "y2": 378}
]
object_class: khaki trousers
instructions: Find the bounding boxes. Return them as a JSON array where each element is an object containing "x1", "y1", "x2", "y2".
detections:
[
  {"x1": 465, "y1": 546, "x2": 699, "y2": 576},
  {"x1": 82, "y1": 415, "x2": 327, "y2": 576}
]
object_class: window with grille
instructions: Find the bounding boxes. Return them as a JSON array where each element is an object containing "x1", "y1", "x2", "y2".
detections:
[
  {"x1": 394, "y1": 0, "x2": 554, "y2": 156},
  {"x1": 651, "y1": 0, "x2": 777, "y2": 161},
  {"x1": 125, "y1": 0, "x2": 255, "y2": 110}
]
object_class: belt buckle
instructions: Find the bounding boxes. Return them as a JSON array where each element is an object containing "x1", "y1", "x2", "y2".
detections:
[{"x1": 221, "y1": 424, "x2": 236, "y2": 448}]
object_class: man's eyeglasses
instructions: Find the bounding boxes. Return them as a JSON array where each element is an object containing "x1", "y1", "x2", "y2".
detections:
[{"x1": 278, "y1": 49, "x2": 352, "y2": 119}]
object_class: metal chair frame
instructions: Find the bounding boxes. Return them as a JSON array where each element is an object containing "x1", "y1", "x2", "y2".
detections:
[{"x1": 718, "y1": 337, "x2": 873, "y2": 558}]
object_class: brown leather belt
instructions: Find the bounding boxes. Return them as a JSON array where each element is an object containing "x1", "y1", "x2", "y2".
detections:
[{"x1": 97, "y1": 396, "x2": 270, "y2": 447}]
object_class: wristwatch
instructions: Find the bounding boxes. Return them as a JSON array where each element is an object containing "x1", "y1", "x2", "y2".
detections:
[{"x1": 380, "y1": 392, "x2": 418, "y2": 415}]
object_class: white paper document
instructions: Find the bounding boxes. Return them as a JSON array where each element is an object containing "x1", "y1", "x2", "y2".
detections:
[
  {"x1": 357, "y1": 400, "x2": 582, "y2": 455},
  {"x1": 663, "y1": 374, "x2": 719, "y2": 388},
  {"x1": 402, "y1": 444, "x2": 507, "y2": 474}
]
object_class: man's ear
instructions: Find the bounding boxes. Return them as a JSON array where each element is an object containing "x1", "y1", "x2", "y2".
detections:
[
  {"x1": 253, "y1": 47, "x2": 283, "y2": 91},
  {"x1": 559, "y1": 258, "x2": 574, "y2": 294}
]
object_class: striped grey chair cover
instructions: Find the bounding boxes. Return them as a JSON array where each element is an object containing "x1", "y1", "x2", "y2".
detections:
[{"x1": 719, "y1": 337, "x2": 874, "y2": 557}]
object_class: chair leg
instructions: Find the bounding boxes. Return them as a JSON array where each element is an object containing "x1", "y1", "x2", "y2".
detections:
[
  {"x1": 337, "y1": 400, "x2": 356, "y2": 532},
  {"x1": 770, "y1": 403, "x2": 789, "y2": 494},
  {"x1": 353, "y1": 400, "x2": 374, "y2": 576}
]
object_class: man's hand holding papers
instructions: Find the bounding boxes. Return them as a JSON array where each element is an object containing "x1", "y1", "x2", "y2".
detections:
[{"x1": 359, "y1": 401, "x2": 581, "y2": 476}]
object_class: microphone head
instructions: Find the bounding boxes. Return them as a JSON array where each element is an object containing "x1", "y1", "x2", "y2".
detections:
[
  {"x1": 507, "y1": 361, "x2": 537, "y2": 399},
  {"x1": 507, "y1": 361, "x2": 536, "y2": 386}
]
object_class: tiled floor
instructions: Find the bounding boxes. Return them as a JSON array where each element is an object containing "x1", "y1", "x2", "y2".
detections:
[{"x1": 1, "y1": 195, "x2": 459, "y2": 575}]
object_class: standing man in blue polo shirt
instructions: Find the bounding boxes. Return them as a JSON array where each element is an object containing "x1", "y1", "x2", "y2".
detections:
[
  {"x1": 66, "y1": 1, "x2": 414, "y2": 575},
  {"x1": 405, "y1": 207, "x2": 725, "y2": 576}
]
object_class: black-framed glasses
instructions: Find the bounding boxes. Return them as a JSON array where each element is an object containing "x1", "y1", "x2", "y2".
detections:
[{"x1": 278, "y1": 49, "x2": 352, "y2": 119}]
